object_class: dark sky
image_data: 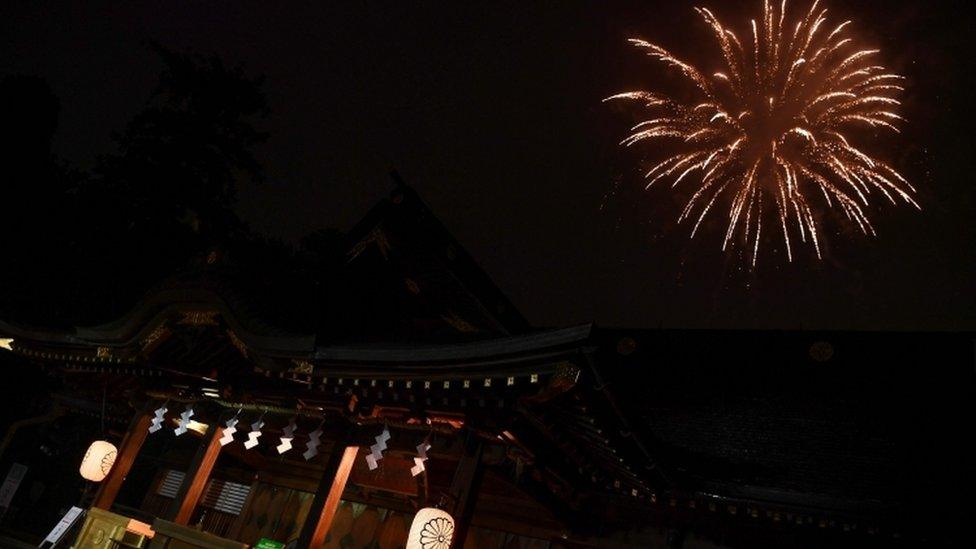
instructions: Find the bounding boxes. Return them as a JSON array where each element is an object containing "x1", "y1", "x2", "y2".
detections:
[{"x1": 3, "y1": 0, "x2": 974, "y2": 331}]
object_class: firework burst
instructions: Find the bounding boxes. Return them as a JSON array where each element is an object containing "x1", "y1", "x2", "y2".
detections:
[{"x1": 607, "y1": 0, "x2": 919, "y2": 266}]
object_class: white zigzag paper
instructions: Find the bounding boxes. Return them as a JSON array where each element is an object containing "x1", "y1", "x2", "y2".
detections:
[
  {"x1": 174, "y1": 404, "x2": 194, "y2": 436},
  {"x1": 149, "y1": 405, "x2": 168, "y2": 434},
  {"x1": 303, "y1": 427, "x2": 322, "y2": 461},
  {"x1": 411, "y1": 442, "x2": 432, "y2": 476},
  {"x1": 276, "y1": 419, "x2": 297, "y2": 454},
  {"x1": 365, "y1": 427, "x2": 391, "y2": 470},
  {"x1": 244, "y1": 417, "x2": 265, "y2": 449},
  {"x1": 219, "y1": 417, "x2": 239, "y2": 446}
]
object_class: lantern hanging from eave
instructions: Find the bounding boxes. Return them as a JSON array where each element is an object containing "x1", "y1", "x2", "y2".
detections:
[
  {"x1": 406, "y1": 507, "x2": 454, "y2": 549},
  {"x1": 79, "y1": 440, "x2": 117, "y2": 482}
]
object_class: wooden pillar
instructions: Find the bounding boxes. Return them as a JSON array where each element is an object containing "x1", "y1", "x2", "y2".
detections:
[
  {"x1": 297, "y1": 441, "x2": 360, "y2": 548},
  {"x1": 449, "y1": 430, "x2": 484, "y2": 549},
  {"x1": 93, "y1": 403, "x2": 154, "y2": 510},
  {"x1": 166, "y1": 422, "x2": 223, "y2": 524}
]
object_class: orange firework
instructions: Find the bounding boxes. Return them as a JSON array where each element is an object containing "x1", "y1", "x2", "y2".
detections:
[{"x1": 607, "y1": 0, "x2": 919, "y2": 266}]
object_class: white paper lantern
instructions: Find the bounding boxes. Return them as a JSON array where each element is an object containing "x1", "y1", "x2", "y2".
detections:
[
  {"x1": 407, "y1": 507, "x2": 455, "y2": 549},
  {"x1": 79, "y1": 440, "x2": 117, "y2": 482}
]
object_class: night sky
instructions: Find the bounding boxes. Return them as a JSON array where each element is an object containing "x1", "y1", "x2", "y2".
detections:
[{"x1": 3, "y1": 0, "x2": 974, "y2": 331}]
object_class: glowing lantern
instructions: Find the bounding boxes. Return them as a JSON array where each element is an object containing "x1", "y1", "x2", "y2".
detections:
[
  {"x1": 79, "y1": 440, "x2": 117, "y2": 482},
  {"x1": 406, "y1": 507, "x2": 454, "y2": 549}
]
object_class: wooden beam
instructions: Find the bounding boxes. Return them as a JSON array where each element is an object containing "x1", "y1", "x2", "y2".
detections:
[
  {"x1": 297, "y1": 443, "x2": 360, "y2": 548},
  {"x1": 93, "y1": 403, "x2": 153, "y2": 510},
  {"x1": 166, "y1": 423, "x2": 224, "y2": 524},
  {"x1": 449, "y1": 430, "x2": 484, "y2": 549}
]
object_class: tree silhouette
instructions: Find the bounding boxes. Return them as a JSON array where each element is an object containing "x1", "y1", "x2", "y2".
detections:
[
  {"x1": 2, "y1": 45, "x2": 273, "y2": 326},
  {"x1": 0, "y1": 75, "x2": 86, "y2": 325}
]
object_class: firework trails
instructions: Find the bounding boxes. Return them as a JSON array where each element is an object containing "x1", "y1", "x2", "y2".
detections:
[{"x1": 607, "y1": 0, "x2": 918, "y2": 266}]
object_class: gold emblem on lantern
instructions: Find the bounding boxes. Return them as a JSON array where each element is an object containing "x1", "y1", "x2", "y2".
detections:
[{"x1": 419, "y1": 516, "x2": 454, "y2": 549}]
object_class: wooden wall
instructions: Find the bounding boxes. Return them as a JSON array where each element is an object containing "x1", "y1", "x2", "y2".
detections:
[
  {"x1": 140, "y1": 464, "x2": 555, "y2": 548},
  {"x1": 230, "y1": 481, "x2": 314, "y2": 545}
]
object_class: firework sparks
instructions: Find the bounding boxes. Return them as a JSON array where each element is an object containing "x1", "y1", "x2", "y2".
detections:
[{"x1": 607, "y1": 0, "x2": 919, "y2": 266}]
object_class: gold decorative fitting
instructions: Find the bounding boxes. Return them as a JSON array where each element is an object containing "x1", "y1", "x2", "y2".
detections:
[
  {"x1": 388, "y1": 380, "x2": 394, "y2": 388},
  {"x1": 616, "y1": 337, "x2": 637, "y2": 356},
  {"x1": 441, "y1": 312, "x2": 479, "y2": 334},
  {"x1": 353, "y1": 379, "x2": 360, "y2": 386},
  {"x1": 506, "y1": 377, "x2": 515, "y2": 386},
  {"x1": 178, "y1": 310, "x2": 219, "y2": 326},
  {"x1": 228, "y1": 330, "x2": 249, "y2": 358},
  {"x1": 404, "y1": 278, "x2": 421, "y2": 295},
  {"x1": 530, "y1": 374, "x2": 539, "y2": 383},
  {"x1": 290, "y1": 359, "x2": 313, "y2": 374},
  {"x1": 423, "y1": 381, "x2": 431, "y2": 389},
  {"x1": 141, "y1": 324, "x2": 169, "y2": 351},
  {"x1": 406, "y1": 381, "x2": 412, "y2": 389},
  {"x1": 96, "y1": 347, "x2": 111, "y2": 358},
  {"x1": 370, "y1": 380, "x2": 377, "y2": 387},
  {"x1": 463, "y1": 380, "x2": 470, "y2": 388},
  {"x1": 483, "y1": 378, "x2": 492, "y2": 388},
  {"x1": 347, "y1": 226, "x2": 391, "y2": 261},
  {"x1": 809, "y1": 341, "x2": 834, "y2": 362},
  {"x1": 554, "y1": 362, "x2": 581, "y2": 385},
  {"x1": 443, "y1": 381, "x2": 450, "y2": 389}
]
